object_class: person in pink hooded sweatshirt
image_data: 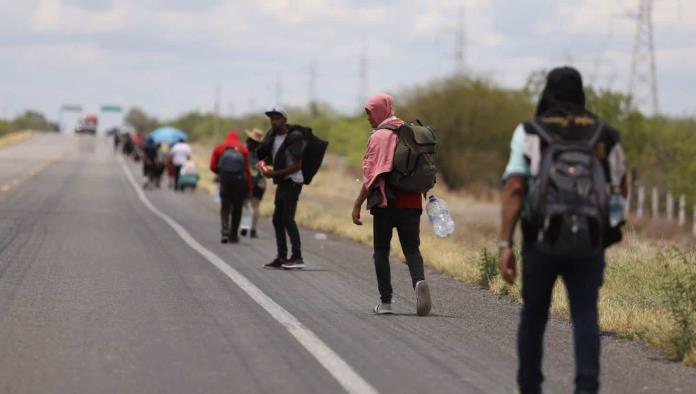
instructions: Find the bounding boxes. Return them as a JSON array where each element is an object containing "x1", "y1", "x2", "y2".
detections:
[{"x1": 352, "y1": 93, "x2": 432, "y2": 316}]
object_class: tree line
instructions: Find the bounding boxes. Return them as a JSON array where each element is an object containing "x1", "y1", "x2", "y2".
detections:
[
  {"x1": 124, "y1": 72, "x2": 696, "y2": 199},
  {"x1": 0, "y1": 111, "x2": 58, "y2": 136}
]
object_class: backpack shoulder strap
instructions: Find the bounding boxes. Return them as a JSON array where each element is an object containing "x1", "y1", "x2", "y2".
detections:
[
  {"x1": 587, "y1": 120, "x2": 604, "y2": 147},
  {"x1": 379, "y1": 124, "x2": 401, "y2": 131},
  {"x1": 528, "y1": 119, "x2": 555, "y2": 144}
]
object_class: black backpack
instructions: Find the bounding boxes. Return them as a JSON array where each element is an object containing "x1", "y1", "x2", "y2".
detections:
[
  {"x1": 295, "y1": 126, "x2": 328, "y2": 185},
  {"x1": 523, "y1": 119, "x2": 609, "y2": 258},
  {"x1": 217, "y1": 148, "x2": 246, "y2": 186},
  {"x1": 381, "y1": 121, "x2": 438, "y2": 193}
]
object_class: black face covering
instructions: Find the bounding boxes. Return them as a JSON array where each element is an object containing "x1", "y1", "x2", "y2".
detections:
[{"x1": 536, "y1": 67, "x2": 586, "y2": 116}]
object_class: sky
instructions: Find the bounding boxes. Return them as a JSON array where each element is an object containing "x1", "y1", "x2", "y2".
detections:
[{"x1": 1, "y1": 0, "x2": 695, "y2": 127}]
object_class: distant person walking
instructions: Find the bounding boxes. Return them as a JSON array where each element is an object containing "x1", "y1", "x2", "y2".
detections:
[
  {"x1": 169, "y1": 138, "x2": 192, "y2": 191},
  {"x1": 242, "y1": 128, "x2": 267, "y2": 239},
  {"x1": 210, "y1": 131, "x2": 252, "y2": 244},
  {"x1": 351, "y1": 93, "x2": 432, "y2": 317},
  {"x1": 499, "y1": 67, "x2": 627, "y2": 394},
  {"x1": 257, "y1": 107, "x2": 307, "y2": 270},
  {"x1": 141, "y1": 137, "x2": 165, "y2": 189},
  {"x1": 113, "y1": 130, "x2": 121, "y2": 152}
]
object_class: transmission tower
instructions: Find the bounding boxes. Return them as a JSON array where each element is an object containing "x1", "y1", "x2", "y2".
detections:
[
  {"x1": 358, "y1": 45, "x2": 369, "y2": 107},
  {"x1": 628, "y1": 0, "x2": 659, "y2": 114},
  {"x1": 275, "y1": 74, "x2": 283, "y2": 105},
  {"x1": 214, "y1": 84, "x2": 221, "y2": 139},
  {"x1": 453, "y1": 7, "x2": 466, "y2": 75},
  {"x1": 308, "y1": 61, "x2": 318, "y2": 114}
]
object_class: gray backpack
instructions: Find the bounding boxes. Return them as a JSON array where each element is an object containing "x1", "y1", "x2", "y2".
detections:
[
  {"x1": 217, "y1": 148, "x2": 245, "y2": 186},
  {"x1": 382, "y1": 121, "x2": 437, "y2": 193},
  {"x1": 524, "y1": 119, "x2": 609, "y2": 258}
]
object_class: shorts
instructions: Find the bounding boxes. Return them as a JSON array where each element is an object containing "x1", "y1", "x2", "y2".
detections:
[{"x1": 252, "y1": 186, "x2": 265, "y2": 200}]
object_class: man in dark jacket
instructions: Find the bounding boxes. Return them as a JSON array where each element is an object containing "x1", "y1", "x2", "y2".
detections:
[
  {"x1": 499, "y1": 67, "x2": 627, "y2": 394},
  {"x1": 210, "y1": 131, "x2": 252, "y2": 244},
  {"x1": 257, "y1": 107, "x2": 307, "y2": 270}
]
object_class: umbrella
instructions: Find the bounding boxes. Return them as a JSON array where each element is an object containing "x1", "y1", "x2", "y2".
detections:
[{"x1": 148, "y1": 127, "x2": 188, "y2": 145}]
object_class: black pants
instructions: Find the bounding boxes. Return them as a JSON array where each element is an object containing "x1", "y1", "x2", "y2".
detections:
[
  {"x1": 372, "y1": 208, "x2": 425, "y2": 304},
  {"x1": 220, "y1": 183, "x2": 246, "y2": 239},
  {"x1": 518, "y1": 246, "x2": 605, "y2": 394},
  {"x1": 273, "y1": 180, "x2": 302, "y2": 260},
  {"x1": 173, "y1": 165, "x2": 183, "y2": 190}
]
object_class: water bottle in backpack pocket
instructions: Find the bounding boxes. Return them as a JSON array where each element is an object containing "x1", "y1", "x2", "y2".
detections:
[
  {"x1": 523, "y1": 119, "x2": 610, "y2": 258},
  {"x1": 217, "y1": 148, "x2": 246, "y2": 186}
]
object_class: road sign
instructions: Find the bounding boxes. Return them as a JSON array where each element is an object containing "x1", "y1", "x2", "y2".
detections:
[
  {"x1": 61, "y1": 105, "x2": 82, "y2": 112},
  {"x1": 101, "y1": 105, "x2": 122, "y2": 113}
]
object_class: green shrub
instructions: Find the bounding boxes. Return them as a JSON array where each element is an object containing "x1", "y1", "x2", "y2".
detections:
[
  {"x1": 659, "y1": 248, "x2": 696, "y2": 361},
  {"x1": 478, "y1": 247, "x2": 499, "y2": 288}
]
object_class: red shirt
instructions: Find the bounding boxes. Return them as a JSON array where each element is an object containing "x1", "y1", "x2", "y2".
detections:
[{"x1": 390, "y1": 190, "x2": 423, "y2": 209}]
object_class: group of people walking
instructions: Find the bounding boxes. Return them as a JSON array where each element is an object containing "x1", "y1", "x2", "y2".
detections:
[
  {"x1": 351, "y1": 66, "x2": 624, "y2": 394},
  {"x1": 209, "y1": 107, "x2": 312, "y2": 270},
  {"x1": 115, "y1": 130, "x2": 198, "y2": 191},
  {"x1": 124, "y1": 65, "x2": 626, "y2": 394}
]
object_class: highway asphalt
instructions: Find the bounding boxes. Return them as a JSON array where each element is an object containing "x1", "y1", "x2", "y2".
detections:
[{"x1": 0, "y1": 134, "x2": 692, "y2": 393}]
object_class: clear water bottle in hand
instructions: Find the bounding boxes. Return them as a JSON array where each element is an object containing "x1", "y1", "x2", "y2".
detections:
[
  {"x1": 609, "y1": 191, "x2": 625, "y2": 228},
  {"x1": 426, "y1": 195, "x2": 455, "y2": 238}
]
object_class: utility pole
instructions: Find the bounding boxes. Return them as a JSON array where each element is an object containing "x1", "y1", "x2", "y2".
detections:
[
  {"x1": 275, "y1": 74, "x2": 283, "y2": 105},
  {"x1": 453, "y1": 6, "x2": 466, "y2": 75},
  {"x1": 214, "y1": 84, "x2": 221, "y2": 140},
  {"x1": 358, "y1": 44, "x2": 369, "y2": 108},
  {"x1": 628, "y1": 0, "x2": 659, "y2": 115},
  {"x1": 308, "y1": 60, "x2": 318, "y2": 115}
]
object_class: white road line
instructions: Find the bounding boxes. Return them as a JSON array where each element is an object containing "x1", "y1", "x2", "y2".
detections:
[{"x1": 119, "y1": 158, "x2": 378, "y2": 394}]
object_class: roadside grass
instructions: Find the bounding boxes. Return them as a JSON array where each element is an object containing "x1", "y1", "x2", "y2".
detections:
[
  {"x1": 0, "y1": 130, "x2": 33, "y2": 148},
  {"x1": 191, "y1": 144, "x2": 695, "y2": 365}
]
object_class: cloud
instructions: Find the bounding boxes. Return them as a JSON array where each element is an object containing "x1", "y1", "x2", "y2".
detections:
[{"x1": 0, "y1": 0, "x2": 694, "y2": 120}]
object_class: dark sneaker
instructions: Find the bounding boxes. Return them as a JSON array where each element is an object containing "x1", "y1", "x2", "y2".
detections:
[
  {"x1": 240, "y1": 229, "x2": 248, "y2": 237},
  {"x1": 264, "y1": 258, "x2": 286, "y2": 270},
  {"x1": 229, "y1": 237, "x2": 240, "y2": 244},
  {"x1": 282, "y1": 258, "x2": 305, "y2": 270},
  {"x1": 250, "y1": 230, "x2": 258, "y2": 239},
  {"x1": 415, "y1": 280, "x2": 432, "y2": 316},
  {"x1": 373, "y1": 303, "x2": 393, "y2": 315},
  {"x1": 221, "y1": 236, "x2": 229, "y2": 244}
]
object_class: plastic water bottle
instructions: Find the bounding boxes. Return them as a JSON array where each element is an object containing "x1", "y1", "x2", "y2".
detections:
[
  {"x1": 426, "y1": 195, "x2": 455, "y2": 237},
  {"x1": 212, "y1": 185, "x2": 221, "y2": 204},
  {"x1": 609, "y1": 192, "x2": 625, "y2": 228}
]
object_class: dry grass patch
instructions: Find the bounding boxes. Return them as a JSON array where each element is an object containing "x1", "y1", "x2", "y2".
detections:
[
  {"x1": 191, "y1": 145, "x2": 696, "y2": 365},
  {"x1": 0, "y1": 130, "x2": 33, "y2": 148}
]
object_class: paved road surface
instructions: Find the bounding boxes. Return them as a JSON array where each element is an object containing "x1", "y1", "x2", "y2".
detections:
[{"x1": 0, "y1": 134, "x2": 693, "y2": 393}]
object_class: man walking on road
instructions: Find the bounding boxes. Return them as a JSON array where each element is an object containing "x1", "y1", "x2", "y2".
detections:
[
  {"x1": 169, "y1": 138, "x2": 192, "y2": 191},
  {"x1": 257, "y1": 107, "x2": 307, "y2": 270},
  {"x1": 210, "y1": 131, "x2": 252, "y2": 244},
  {"x1": 352, "y1": 93, "x2": 431, "y2": 317},
  {"x1": 499, "y1": 67, "x2": 627, "y2": 394}
]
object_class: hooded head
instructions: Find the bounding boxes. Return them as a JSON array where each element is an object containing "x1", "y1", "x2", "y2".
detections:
[
  {"x1": 536, "y1": 67, "x2": 586, "y2": 116},
  {"x1": 224, "y1": 131, "x2": 240, "y2": 145},
  {"x1": 365, "y1": 93, "x2": 395, "y2": 128}
]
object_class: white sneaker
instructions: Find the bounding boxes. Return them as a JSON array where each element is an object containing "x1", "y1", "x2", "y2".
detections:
[
  {"x1": 373, "y1": 303, "x2": 393, "y2": 315},
  {"x1": 415, "y1": 280, "x2": 431, "y2": 316}
]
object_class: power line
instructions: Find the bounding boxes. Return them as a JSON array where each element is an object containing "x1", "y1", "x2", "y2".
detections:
[{"x1": 628, "y1": 0, "x2": 659, "y2": 115}]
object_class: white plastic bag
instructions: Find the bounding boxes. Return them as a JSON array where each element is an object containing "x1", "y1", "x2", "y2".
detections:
[{"x1": 240, "y1": 201, "x2": 253, "y2": 231}]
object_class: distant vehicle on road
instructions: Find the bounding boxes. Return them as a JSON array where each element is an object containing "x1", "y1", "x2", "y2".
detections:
[{"x1": 75, "y1": 114, "x2": 98, "y2": 135}]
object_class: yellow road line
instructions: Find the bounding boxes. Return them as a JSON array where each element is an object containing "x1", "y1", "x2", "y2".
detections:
[{"x1": 0, "y1": 142, "x2": 77, "y2": 193}]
